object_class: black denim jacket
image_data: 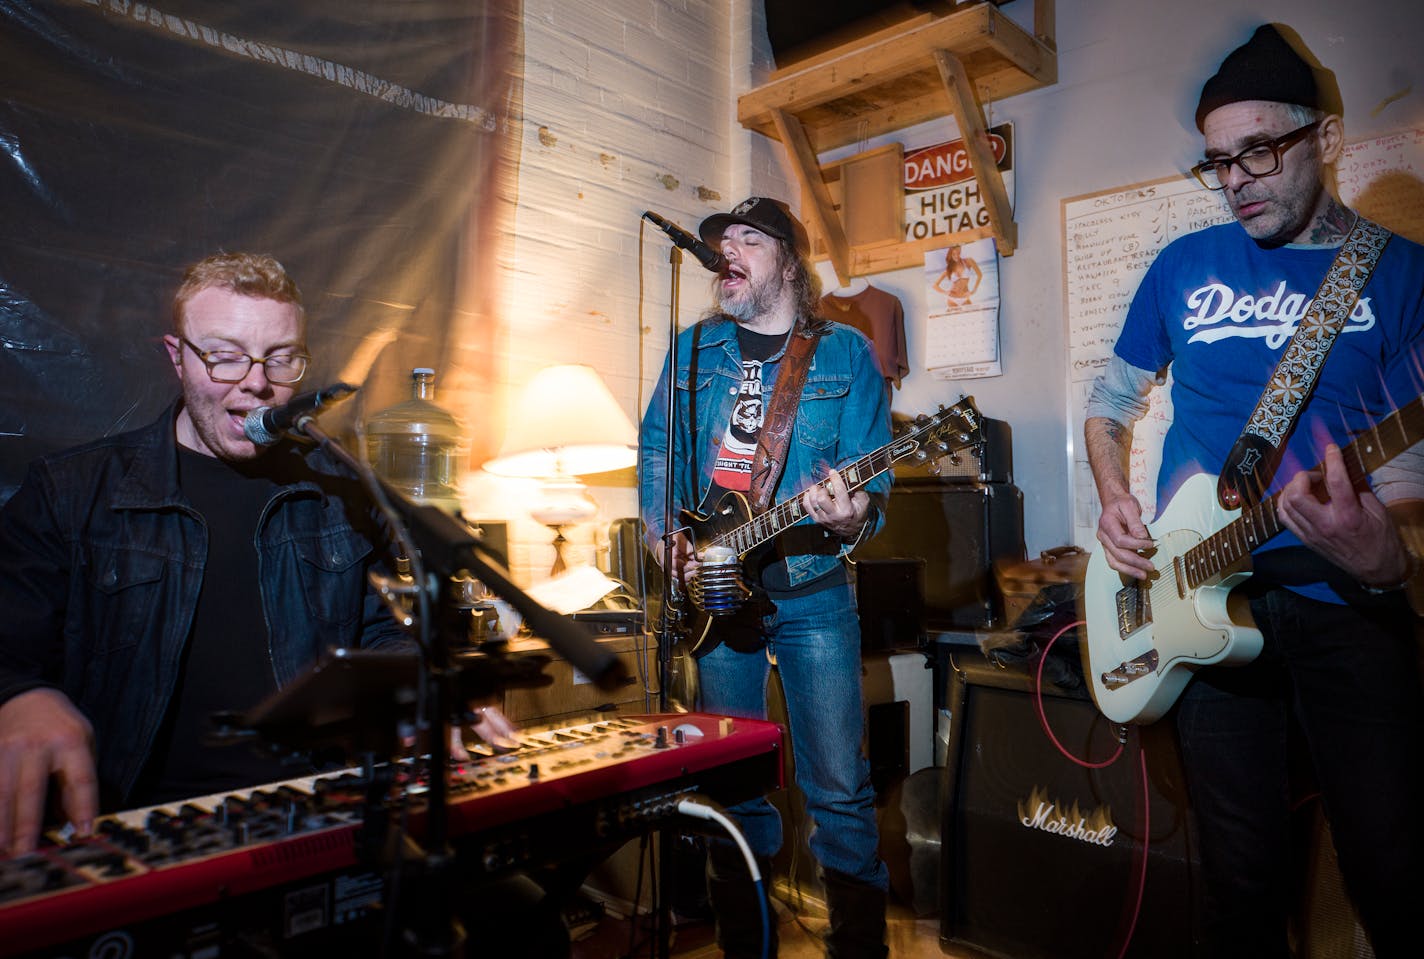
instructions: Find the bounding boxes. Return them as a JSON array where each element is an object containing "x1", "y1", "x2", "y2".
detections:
[{"x1": 0, "y1": 402, "x2": 408, "y2": 806}]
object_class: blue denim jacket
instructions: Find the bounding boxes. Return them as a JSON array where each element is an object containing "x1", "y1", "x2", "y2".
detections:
[
  {"x1": 639, "y1": 316, "x2": 892, "y2": 589},
  {"x1": 0, "y1": 402, "x2": 408, "y2": 806}
]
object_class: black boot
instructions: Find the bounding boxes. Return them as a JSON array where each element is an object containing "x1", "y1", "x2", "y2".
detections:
[
  {"x1": 706, "y1": 841, "x2": 777, "y2": 959},
  {"x1": 822, "y1": 868, "x2": 888, "y2": 959}
]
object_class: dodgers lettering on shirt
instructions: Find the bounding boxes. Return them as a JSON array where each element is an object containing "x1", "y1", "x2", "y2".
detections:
[
  {"x1": 1113, "y1": 221, "x2": 1424, "y2": 601},
  {"x1": 1181, "y1": 278, "x2": 1376, "y2": 348}
]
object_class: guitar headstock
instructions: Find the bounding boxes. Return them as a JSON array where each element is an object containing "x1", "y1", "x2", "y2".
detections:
[{"x1": 889, "y1": 395, "x2": 985, "y2": 470}]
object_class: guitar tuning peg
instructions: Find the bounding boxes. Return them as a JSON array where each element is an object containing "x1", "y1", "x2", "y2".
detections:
[
  {"x1": 915, "y1": 413, "x2": 930, "y2": 425},
  {"x1": 911, "y1": 450, "x2": 930, "y2": 464},
  {"x1": 930, "y1": 440, "x2": 950, "y2": 455}
]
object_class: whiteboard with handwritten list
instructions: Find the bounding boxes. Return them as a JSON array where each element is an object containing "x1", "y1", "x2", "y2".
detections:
[{"x1": 1064, "y1": 128, "x2": 1424, "y2": 548}]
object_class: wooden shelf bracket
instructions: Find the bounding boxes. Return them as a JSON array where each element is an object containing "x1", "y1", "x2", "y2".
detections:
[{"x1": 738, "y1": 0, "x2": 1055, "y2": 273}]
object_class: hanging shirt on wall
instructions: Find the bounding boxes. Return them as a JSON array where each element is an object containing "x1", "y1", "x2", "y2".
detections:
[
  {"x1": 820, "y1": 284, "x2": 908, "y2": 388},
  {"x1": 709, "y1": 326, "x2": 786, "y2": 494}
]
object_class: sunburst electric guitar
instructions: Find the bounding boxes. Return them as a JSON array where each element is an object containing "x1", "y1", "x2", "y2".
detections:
[
  {"x1": 678, "y1": 397, "x2": 984, "y2": 655},
  {"x1": 1083, "y1": 394, "x2": 1424, "y2": 724}
]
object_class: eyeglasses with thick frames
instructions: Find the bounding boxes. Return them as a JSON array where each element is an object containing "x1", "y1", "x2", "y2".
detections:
[
  {"x1": 1190, "y1": 121, "x2": 1322, "y2": 191},
  {"x1": 179, "y1": 336, "x2": 310, "y2": 384}
]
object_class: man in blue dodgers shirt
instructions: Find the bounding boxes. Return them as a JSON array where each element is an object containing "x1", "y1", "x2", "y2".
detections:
[{"x1": 1085, "y1": 24, "x2": 1423, "y2": 958}]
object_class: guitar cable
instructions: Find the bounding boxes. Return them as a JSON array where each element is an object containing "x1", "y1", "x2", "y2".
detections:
[
  {"x1": 677, "y1": 798, "x2": 772, "y2": 959},
  {"x1": 1033, "y1": 619, "x2": 1147, "y2": 959}
]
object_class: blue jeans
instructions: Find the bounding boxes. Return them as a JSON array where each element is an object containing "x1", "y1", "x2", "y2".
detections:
[
  {"x1": 1176, "y1": 587, "x2": 1422, "y2": 958},
  {"x1": 697, "y1": 577, "x2": 888, "y2": 888}
]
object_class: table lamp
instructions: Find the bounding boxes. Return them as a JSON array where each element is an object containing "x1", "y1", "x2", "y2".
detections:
[{"x1": 483, "y1": 364, "x2": 638, "y2": 575}]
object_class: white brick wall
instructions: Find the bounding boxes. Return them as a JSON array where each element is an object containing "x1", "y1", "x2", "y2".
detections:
[{"x1": 475, "y1": 0, "x2": 760, "y2": 585}]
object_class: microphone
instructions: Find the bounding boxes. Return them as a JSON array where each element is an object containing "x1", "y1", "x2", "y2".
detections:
[
  {"x1": 643, "y1": 210, "x2": 726, "y2": 273},
  {"x1": 244, "y1": 382, "x2": 358, "y2": 446}
]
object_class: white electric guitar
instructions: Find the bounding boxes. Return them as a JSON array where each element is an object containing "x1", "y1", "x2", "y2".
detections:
[{"x1": 1083, "y1": 395, "x2": 1424, "y2": 724}]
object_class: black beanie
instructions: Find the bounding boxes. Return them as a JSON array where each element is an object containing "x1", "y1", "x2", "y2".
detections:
[{"x1": 1195, "y1": 24, "x2": 1330, "y2": 131}]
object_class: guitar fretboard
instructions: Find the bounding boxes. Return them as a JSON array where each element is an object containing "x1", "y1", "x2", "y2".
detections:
[
  {"x1": 710, "y1": 404, "x2": 978, "y2": 557},
  {"x1": 715, "y1": 454, "x2": 884, "y2": 555},
  {"x1": 1180, "y1": 395, "x2": 1424, "y2": 589}
]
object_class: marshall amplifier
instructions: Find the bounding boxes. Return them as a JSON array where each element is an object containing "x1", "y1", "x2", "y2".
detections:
[{"x1": 940, "y1": 650, "x2": 1198, "y2": 958}]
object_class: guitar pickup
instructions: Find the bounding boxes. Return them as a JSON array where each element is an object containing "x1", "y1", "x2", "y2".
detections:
[
  {"x1": 1100, "y1": 649, "x2": 1159, "y2": 689},
  {"x1": 1114, "y1": 580, "x2": 1152, "y2": 641}
]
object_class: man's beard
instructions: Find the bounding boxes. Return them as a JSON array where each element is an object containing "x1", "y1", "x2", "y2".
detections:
[{"x1": 719, "y1": 271, "x2": 785, "y2": 322}]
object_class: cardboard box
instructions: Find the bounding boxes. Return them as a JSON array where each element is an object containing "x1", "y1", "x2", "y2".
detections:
[{"x1": 992, "y1": 546, "x2": 1088, "y2": 629}]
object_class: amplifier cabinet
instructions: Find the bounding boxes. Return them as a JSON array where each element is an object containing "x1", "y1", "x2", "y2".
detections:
[
  {"x1": 855, "y1": 557, "x2": 925, "y2": 651},
  {"x1": 939, "y1": 652, "x2": 1198, "y2": 959},
  {"x1": 857, "y1": 483, "x2": 1024, "y2": 629}
]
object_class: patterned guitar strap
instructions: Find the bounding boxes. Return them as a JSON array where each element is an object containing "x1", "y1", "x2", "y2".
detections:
[
  {"x1": 1217, "y1": 216, "x2": 1391, "y2": 509},
  {"x1": 746, "y1": 323, "x2": 822, "y2": 513}
]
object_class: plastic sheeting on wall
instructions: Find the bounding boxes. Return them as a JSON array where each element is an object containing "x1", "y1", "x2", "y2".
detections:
[{"x1": 0, "y1": 0, "x2": 518, "y2": 501}]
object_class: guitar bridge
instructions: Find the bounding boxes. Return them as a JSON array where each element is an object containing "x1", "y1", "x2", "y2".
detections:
[
  {"x1": 1114, "y1": 579, "x2": 1151, "y2": 641},
  {"x1": 1100, "y1": 649, "x2": 1159, "y2": 689}
]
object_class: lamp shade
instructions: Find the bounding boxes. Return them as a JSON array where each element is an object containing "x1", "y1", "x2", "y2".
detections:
[{"x1": 483, "y1": 363, "x2": 638, "y2": 477}]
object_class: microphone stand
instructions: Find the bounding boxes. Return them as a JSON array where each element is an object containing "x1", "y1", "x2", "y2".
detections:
[
  {"x1": 652, "y1": 242, "x2": 690, "y2": 959},
  {"x1": 655, "y1": 244, "x2": 690, "y2": 708},
  {"x1": 296, "y1": 415, "x2": 625, "y2": 959}
]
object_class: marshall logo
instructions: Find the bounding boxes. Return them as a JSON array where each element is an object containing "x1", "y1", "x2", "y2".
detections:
[{"x1": 1018, "y1": 786, "x2": 1118, "y2": 847}]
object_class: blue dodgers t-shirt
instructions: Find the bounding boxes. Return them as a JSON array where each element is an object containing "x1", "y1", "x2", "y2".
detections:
[{"x1": 1114, "y1": 220, "x2": 1424, "y2": 602}]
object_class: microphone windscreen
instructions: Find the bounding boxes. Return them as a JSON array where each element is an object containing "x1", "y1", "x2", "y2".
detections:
[{"x1": 243, "y1": 408, "x2": 280, "y2": 446}]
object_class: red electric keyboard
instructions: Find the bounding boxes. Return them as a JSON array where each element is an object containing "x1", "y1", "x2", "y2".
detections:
[{"x1": 0, "y1": 712, "x2": 783, "y2": 958}]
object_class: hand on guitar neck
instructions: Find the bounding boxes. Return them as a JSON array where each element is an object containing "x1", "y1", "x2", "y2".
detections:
[
  {"x1": 799, "y1": 468, "x2": 870, "y2": 541},
  {"x1": 1276, "y1": 443, "x2": 1415, "y2": 590}
]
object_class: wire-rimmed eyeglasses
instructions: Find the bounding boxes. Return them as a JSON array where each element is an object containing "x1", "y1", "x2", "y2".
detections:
[
  {"x1": 179, "y1": 336, "x2": 310, "y2": 384},
  {"x1": 1190, "y1": 121, "x2": 1322, "y2": 191}
]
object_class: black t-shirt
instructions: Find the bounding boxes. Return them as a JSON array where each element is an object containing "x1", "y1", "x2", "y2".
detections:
[
  {"x1": 134, "y1": 448, "x2": 304, "y2": 804},
  {"x1": 705, "y1": 326, "x2": 786, "y2": 505}
]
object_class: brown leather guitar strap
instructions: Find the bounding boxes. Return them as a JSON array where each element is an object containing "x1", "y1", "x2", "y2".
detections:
[{"x1": 746, "y1": 325, "x2": 820, "y2": 514}]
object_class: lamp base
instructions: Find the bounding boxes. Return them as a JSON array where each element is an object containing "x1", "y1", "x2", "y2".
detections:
[
  {"x1": 547, "y1": 525, "x2": 572, "y2": 577},
  {"x1": 529, "y1": 476, "x2": 598, "y2": 578}
]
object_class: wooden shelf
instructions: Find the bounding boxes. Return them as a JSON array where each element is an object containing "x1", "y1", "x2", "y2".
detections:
[{"x1": 738, "y1": 0, "x2": 1057, "y2": 279}]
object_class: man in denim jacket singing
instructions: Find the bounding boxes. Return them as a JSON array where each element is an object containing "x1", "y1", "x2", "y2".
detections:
[
  {"x1": 640, "y1": 198, "x2": 892, "y2": 958},
  {"x1": 0, "y1": 252, "x2": 410, "y2": 857}
]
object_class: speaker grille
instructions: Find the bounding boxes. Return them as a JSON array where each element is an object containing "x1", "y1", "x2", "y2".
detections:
[{"x1": 939, "y1": 654, "x2": 1198, "y2": 958}]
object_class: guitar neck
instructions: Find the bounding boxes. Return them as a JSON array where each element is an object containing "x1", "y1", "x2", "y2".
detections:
[
  {"x1": 1184, "y1": 395, "x2": 1424, "y2": 587},
  {"x1": 714, "y1": 447, "x2": 893, "y2": 556}
]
